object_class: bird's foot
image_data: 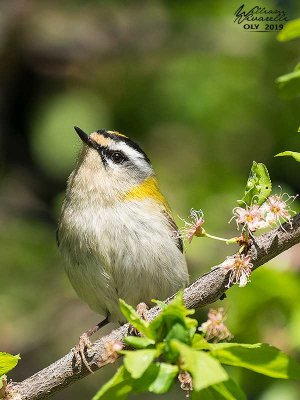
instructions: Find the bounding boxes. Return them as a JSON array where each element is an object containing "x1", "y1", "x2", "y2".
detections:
[
  {"x1": 73, "y1": 332, "x2": 94, "y2": 373},
  {"x1": 129, "y1": 302, "x2": 149, "y2": 336},
  {"x1": 136, "y1": 302, "x2": 149, "y2": 321},
  {"x1": 73, "y1": 316, "x2": 110, "y2": 373}
]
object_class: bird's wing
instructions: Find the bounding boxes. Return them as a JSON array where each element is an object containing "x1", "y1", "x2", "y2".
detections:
[{"x1": 163, "y1": 209, "x2": 184, "y2": 253}]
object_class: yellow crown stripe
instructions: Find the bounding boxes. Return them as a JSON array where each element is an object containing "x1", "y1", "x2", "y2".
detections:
[
  {"x1": 107, "y1": 130, "x2": 128, "y2": 138},
  {"x1": 123, "y1": 177, "x2": 170, "y2": 210}
]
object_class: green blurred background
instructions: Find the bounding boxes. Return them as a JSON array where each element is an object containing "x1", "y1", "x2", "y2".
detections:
[{"x1": 1, "y1": 0, "x2": 300, "y2": 399}]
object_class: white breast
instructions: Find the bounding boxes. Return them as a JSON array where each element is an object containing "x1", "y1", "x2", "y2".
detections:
[{"x1": 58, "y1": 199, "x2": 189, "y2": 322}]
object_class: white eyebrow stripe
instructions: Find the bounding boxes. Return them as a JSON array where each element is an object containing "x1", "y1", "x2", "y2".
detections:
[
  {"x1": 107, "y1": 141, "x2": 153, "y2": 174},
  {"x1": 108, "y1": 141, "x2": 146, "y2": 160}
]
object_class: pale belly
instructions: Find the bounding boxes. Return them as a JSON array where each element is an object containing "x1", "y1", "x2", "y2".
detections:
[{"x1": 59, "y1": 202, "x2": 189, "y2": 322}]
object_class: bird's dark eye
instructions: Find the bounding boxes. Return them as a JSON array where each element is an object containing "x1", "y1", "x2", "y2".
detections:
[{"x1": 110, "y1": 151, "x2": 126, "y2": 164}]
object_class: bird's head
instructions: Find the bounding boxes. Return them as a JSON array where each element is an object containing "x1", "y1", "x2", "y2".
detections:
[{"x1": 69, "y1": 127, "x2": 162, "y2": 206}]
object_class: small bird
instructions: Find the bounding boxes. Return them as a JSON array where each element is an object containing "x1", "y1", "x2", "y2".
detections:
[{"x1": 57, "y1": 127, "x2": 189, "y2": 358}]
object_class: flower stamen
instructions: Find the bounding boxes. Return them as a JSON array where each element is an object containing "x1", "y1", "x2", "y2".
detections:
[
  {"x1": 177, "y1": 209, "x2": 206, "y2": 243},
  {"x1": 199, "y1": 308, "x2": 233, "y2": 342}
]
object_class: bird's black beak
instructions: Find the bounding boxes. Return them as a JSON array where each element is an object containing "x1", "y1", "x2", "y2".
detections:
[{"x1": 74, "y1": 126, "x2": 99, "y2": 150}]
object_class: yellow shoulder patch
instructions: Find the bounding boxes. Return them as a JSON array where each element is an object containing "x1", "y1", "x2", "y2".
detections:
[{"x1": 123, "y1": 177, "x2": 170, "y2": 210}]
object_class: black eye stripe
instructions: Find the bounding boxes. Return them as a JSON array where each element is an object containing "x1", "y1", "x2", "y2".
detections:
[{"x1": 96, "y1": 146, "x2": 128, "y2": 164}]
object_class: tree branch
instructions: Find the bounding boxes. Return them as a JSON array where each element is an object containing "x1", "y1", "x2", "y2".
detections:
[{"x1": 10, "y1": 213, "x2": 300, "y2": 400}]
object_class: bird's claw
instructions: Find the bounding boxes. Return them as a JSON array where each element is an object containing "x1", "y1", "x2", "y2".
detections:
[
  {"x1": 136, "y1": 302, "x2": 149, "y2": 321},
  {"x1": 73, "y1": 332, "x2": 93, "y2": 373},
  {"x1": 129, "y1": 302, "x2": 149, "y2": 336}
]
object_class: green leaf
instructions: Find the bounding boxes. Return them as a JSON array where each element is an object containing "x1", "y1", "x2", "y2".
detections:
[
  {"x1": 93, "y1": 362, "x2": 178, "y2": 399},
  {"x1": 0, "y1": 353, "x2": 20, "y2": 376},
  {"x1": 148, "y1": 363, "x2": 179, "y2": 394},
  {"x1": 0, "y1": 375, "x2": 5, "y2": 391},
  {"x1": 237, "y1": 161, "x2": 272, "y2": 207},
  {"x1": 211, "y1": 343, "x2": 300, "y2": 379},
  {"x1": 164, "y1": 323, "x2": 192, "y2": 363},
  {"x1": 171, "y1": 340, "x2": 228, "y2": 391},
  {"x1": 211, "y1": 379, "x2": 247, "y2": 400},
  {"x1": 132, "y1": 363, "x2": 177, "y2": 394},
  {"x1": 277, "y1": 18, "x2": 300, "y2": 41},
  {"x1": 192, "y1": 334, "x2": 212, "y2": 351},
  {"x1": 148, "y1": 291, "x2": 197, "y2": 343},
  {"x1": 151, "y1": 299, "x2": 168, "y2": 310},
  {"x1": 165, "y1": 322, "x2": 191, "y2": 343},
  {"x1": 192, "y1": 378, "x2": 246, "y2": 400},
  {"x1": 275, "y1": 151, "x2": 300, "y2": 163},
  {"x1": 124, "y1": 336, "x2": 155, "y2": 349},
  {"x1": 92, "y1": 366, "x2": 132, "y2": 400},
  {"x1": 122, "y1": 349, "x2": 158, "y2": 379},
  {"x1": 119, "y1": 299, "x2": 152, "y2": 338},
  {"x1": 276, "y1": 69, "x2": 300, "y2": 98},
  {"x1": 130, "y1": 364, "x2": 160, "y2": 392}
]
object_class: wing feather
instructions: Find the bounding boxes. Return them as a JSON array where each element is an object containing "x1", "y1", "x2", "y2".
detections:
[{"x1": 163, "y1": 210, "x2": 184, "y2": 253}]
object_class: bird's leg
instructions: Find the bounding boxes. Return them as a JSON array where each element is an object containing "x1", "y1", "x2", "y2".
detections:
[{"x1": 74, "y1": 315, "x2": 110, "y2": 373}]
